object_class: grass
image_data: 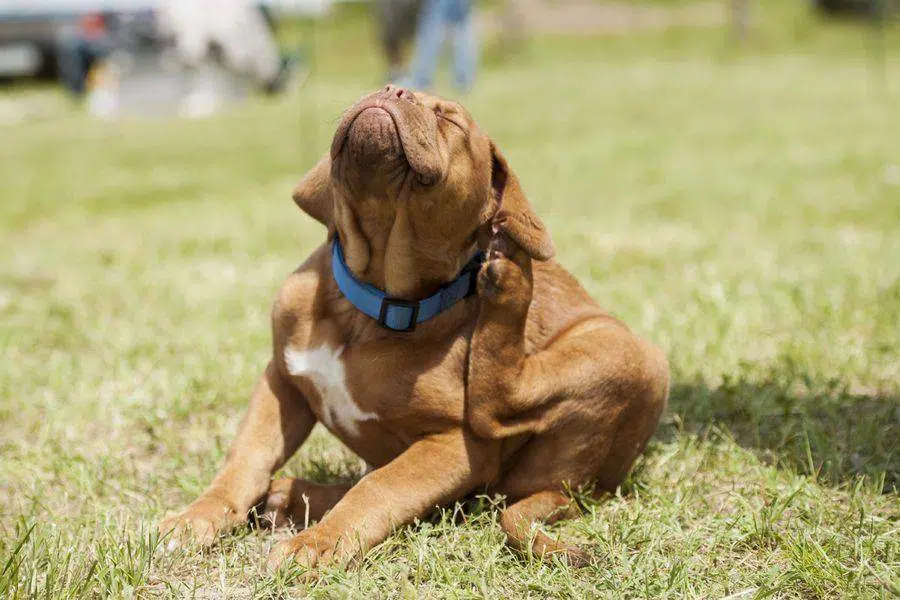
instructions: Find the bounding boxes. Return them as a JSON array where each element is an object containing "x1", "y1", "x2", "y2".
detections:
[{"x1": 1, "y1": 1, "x2": 899, "y2": 598}]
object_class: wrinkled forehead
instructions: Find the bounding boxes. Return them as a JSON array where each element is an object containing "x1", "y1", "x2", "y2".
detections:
[{"x1": 415, "y1": 91, "x2": 475, "y2": 122}]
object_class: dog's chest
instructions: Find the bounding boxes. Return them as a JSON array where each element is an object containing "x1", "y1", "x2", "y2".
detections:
[{"x1": 283, "y1": 344, "x2": 378, "y2": 436}]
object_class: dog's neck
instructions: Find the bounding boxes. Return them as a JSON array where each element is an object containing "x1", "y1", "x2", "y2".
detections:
[
  {"x1": 337, "y1": 233, "x2": 476, "y2": 300},
  {"x1": 330, "y1": 238, "x2": 483, "y2": 332},
  {"x1": 336, "y1": 211, "x2": 476, "y2": 301}
]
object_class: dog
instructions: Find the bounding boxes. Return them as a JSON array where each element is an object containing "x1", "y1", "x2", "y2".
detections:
[{"x1": 159, "y1": 85, "x2": 670, "y2": 571}]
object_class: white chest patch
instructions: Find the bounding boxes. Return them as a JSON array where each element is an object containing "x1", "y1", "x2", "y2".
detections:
[{"x1": 283, "y1": 344, "x2": 378, "y2": 436}]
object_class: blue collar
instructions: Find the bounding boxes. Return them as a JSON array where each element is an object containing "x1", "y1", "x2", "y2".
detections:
[{"x1": 331, "y1": 239, "x2": 485, "y2": 332}]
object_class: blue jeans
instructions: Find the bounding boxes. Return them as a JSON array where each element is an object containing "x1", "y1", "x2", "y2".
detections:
[
  {"x1": 56, "y1": 28, "x2": 111, "y2": 97},
  {"x1": 402, "y1": 0, "x2": 476, "y2": 91}
]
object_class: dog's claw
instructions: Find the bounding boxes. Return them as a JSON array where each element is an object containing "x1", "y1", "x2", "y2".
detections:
[
  {"x1": 267, "y1": 530, "x2": 341, "y2": 579},
  {"x1": 266, "y1": 540, "x2": 293, "y2": 572},
  {"x1": 268, "y1": 539, "x2": 318, "y2": 573},
  {"x1": 477, "y1": 236, "x2": 532, "y2": 310}
]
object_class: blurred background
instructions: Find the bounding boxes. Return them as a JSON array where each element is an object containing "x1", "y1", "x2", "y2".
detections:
[
  {"x1": 0, "y1": 0, "x2": 897, "y2": 119},
  {"x1": 1, "y1": 0, "x2": 898, "y2": 596}
]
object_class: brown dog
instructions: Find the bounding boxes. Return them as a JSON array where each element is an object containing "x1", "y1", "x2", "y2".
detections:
[{"x1": 159, "y1": 86, "x2": 669, "y2": 570}]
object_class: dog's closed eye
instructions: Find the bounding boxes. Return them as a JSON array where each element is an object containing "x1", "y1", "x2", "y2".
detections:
[{"x1": 434, "y1": 107, "x2": 466, "y2": 133}]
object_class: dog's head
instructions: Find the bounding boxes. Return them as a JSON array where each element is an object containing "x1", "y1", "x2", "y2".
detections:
[{"x1": 292, "y1": 86, "x2": 553, "y2": 297}]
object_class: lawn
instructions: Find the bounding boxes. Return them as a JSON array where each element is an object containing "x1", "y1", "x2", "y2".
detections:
[{"x1": 1, "y1": 2, "x2": 898, "y2": 598}]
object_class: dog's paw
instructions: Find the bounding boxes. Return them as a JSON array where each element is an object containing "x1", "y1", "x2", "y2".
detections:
[
  {"x1": 477, "y1": 235, "x2": 532, "y2": 310},
  {"x1": 529, "y1": 532, "x2": 595, "y2": 568},
  {"x1": 558, "y1": 544, "x2": 593, "y2": 568},
  {"x1": 259, "y1": 478, "x2": 296, "y2": 529},
  {"x1": 157, "y1": 496, "x2": 241, "y2": 551},
  {"x1": 267, "y1": 526, "x2": 347, "y2": 574}
]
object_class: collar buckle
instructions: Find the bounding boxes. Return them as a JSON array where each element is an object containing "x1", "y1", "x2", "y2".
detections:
[{"x1": 378, "y1": 297, "x2": 420, "y2": 332}]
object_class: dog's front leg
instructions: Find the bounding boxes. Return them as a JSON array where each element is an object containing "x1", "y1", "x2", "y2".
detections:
[
  {"x1": 159, "y1": 361, "x2": 315, "y2": 548},
  {"x1": 267, "y1": 430, "x2": 488, "y2": 571}
]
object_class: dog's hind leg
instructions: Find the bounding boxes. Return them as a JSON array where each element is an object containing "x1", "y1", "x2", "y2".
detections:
[
  {"x1": 499, "y1": 490, "x2": 590, "y2": 566},
  {"x1": 468, "y1": 236, "x2": 669, "y2": 444},
  {"x1": 471, "y1": 236, "x2": 668, "y2": 565},
  {"x1": 258, "y1": 478, "x2": 353, "y2": 528}
]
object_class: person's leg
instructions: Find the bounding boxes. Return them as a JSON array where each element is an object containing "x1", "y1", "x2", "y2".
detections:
[
  {"x1": 56, "y1": 28, "x2": 90, "y2": 97},
  {"x1": 404, "y1": 0, "x2": 447, "y2": 90},
  {"x1": 84, "y1": 36, "x2": 112, "y2": 65},
  {"x1": 449, "y1": 0, "x2": 476, "y2": 92},
  {"x1": 258, "y1": 3, "x2": 277, "y2": 31},
  {"x1": 379, "y1": 0, "x2": 403, "y2": 82},
  {"x1": 254, "y1": 2, "x2": 306, "y2": 95}
]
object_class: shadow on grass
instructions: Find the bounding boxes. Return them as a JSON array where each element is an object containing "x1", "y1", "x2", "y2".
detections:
[
  {"x1": 660, "y1": 376, "x2": 899, "y2": 492},
  {"x1": 279, "y1": 366, "x2": 899, "y2": 495}
]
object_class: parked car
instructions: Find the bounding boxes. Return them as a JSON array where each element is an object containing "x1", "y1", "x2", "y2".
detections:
[
  {"x1": 0, "y1": 13, "x2": 66, "y2": 79},
  {"x1": 0, "y1": 0, "x2": 330, "y2": 83},
  {"x1": 0, "y1": 1, "x2": 153, "y2": 81}
]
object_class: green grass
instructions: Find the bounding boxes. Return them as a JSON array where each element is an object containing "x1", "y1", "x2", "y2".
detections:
[{"x1": 1, "y1": 2, "x2": 899, "y2": 598}]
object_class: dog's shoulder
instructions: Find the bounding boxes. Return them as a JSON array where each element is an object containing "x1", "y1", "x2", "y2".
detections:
[{"x1": 270, "y1": 243, "x2": 336, "y2": 339}]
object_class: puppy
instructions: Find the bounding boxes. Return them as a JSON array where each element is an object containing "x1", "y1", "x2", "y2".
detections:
[{"x1": 159, "y1": 86, "x2": 669, "y2": 570}]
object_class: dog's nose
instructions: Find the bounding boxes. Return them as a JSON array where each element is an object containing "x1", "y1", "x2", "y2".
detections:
[{"x1": 384, "y1": 84, "x2": 415, "y2": 102}]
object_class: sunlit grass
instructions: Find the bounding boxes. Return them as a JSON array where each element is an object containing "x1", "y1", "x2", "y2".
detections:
[{"x1": 1, "y1": 2, "x2": 898, "y2": 598}]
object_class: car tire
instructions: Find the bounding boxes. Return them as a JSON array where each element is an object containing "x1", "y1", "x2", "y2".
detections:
[
  {"x1": 36, "y1": 43, "x2": 58, "y2": 80},
  {"x1": 813, "y1": 0, "x2": 876, "y2": 15}
]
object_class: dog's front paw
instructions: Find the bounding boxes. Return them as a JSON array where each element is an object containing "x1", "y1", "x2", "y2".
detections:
[
  {"x1": 477, "y1": 235, "x2": 532, "y2": 310},
  {"x1": 267, "y1": 525, "x2": 348, "y2": 574},
  {"x1": 158, "y1": 496, "x2": 241, "y2": 551}
]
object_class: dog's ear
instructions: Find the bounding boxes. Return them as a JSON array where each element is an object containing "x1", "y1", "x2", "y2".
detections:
[
  {"x1": 488, "y1": 141, "x2": 554, "y2": 261},
  {"x1": 292, "y1": 154, "x2": 333, "y2": 227}
]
